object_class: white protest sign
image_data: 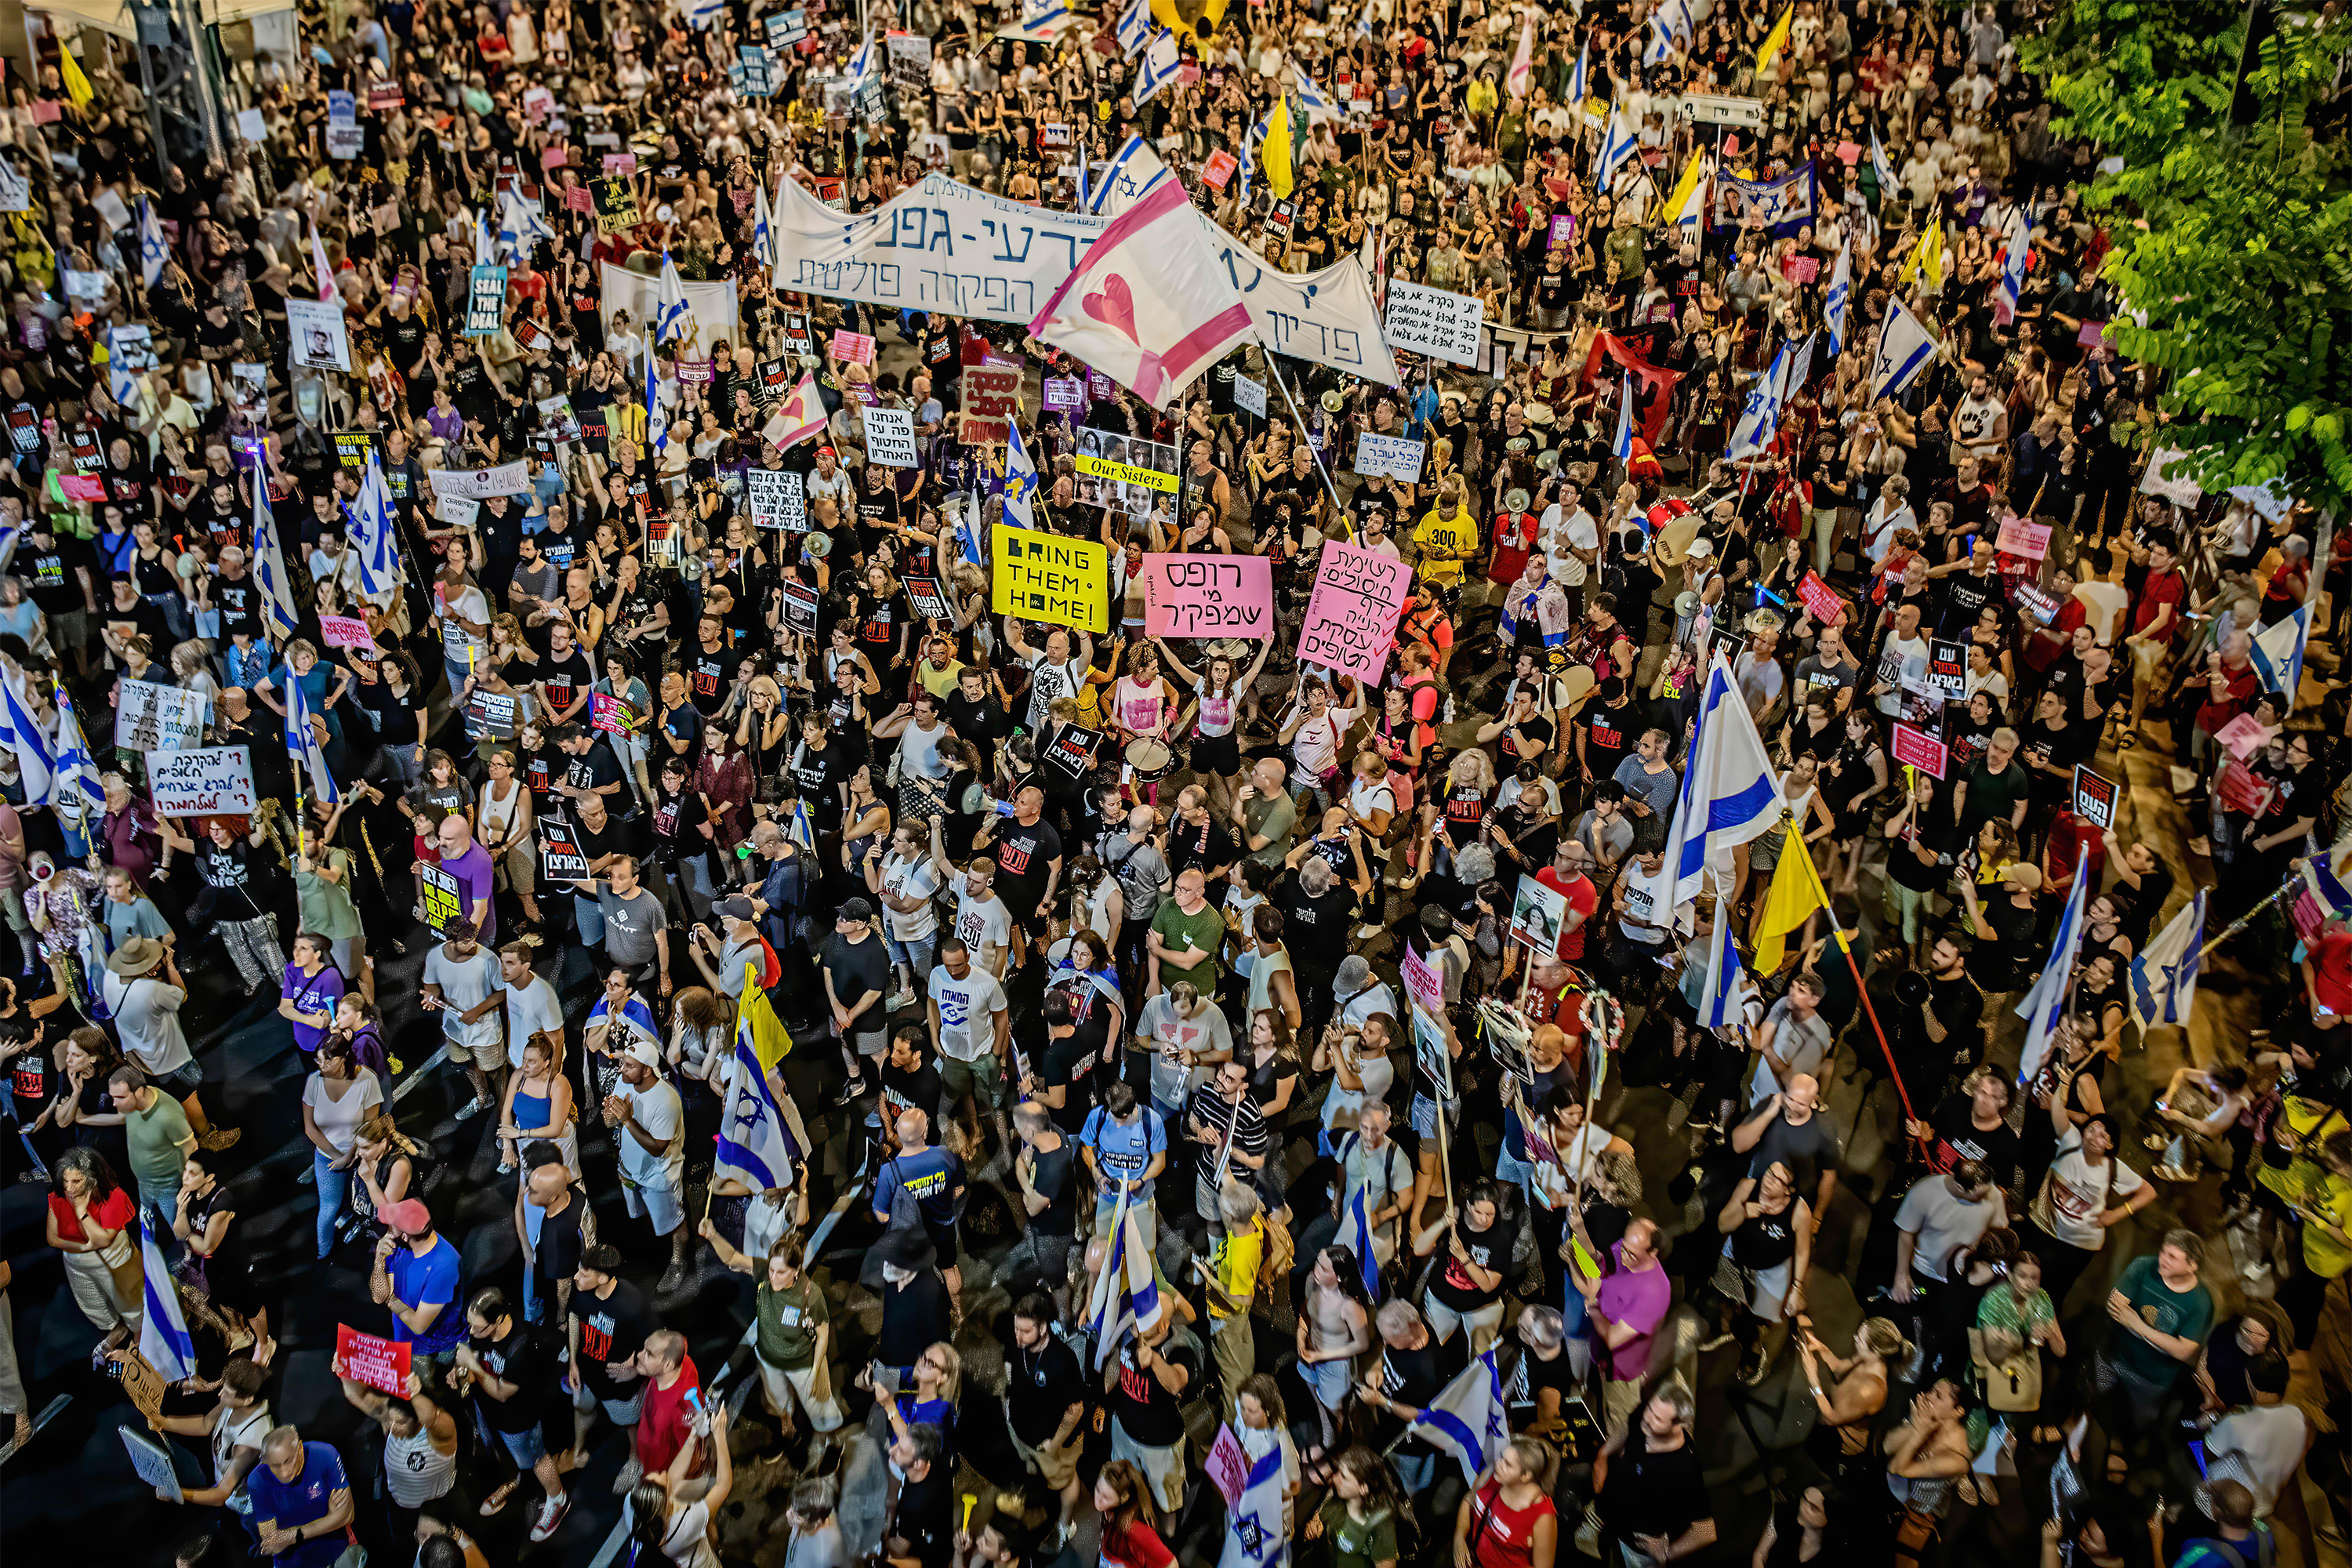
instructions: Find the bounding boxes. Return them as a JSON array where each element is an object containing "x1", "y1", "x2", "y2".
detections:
[
  {"x1": 1234, "y1": 376, "x2": 1268, "y2": 418},
  {"x1": 1381, "y1": 278, "x2": 1486, "y2": 368},
  {"x1": 93, "y1": 187, "x2": 132, "y2": 234},
  {"x1": 862, "y1": 407, "x2": 918, "y2": 467},
  {"x1": 434, "y1": 493, "x2": 481, "y2": 528},
  {"x1": 426, "y1": 462, "x2": 532, "y2": 499},
  {"x1": 746, "y1": 466, "x2": 807, "y2": 528},
  {"x1": 116, "y1": 682, "x2": 210, "y2": 752},
  {"x1": 1353, "y1": 434, "x2": 1426, "y2": 483},
  {"x1": 145, "y1": 746, "x2": 257, "y2": 816},
  {"x1": 287, "y1": 297, "x2": 352, "y2": 370}
]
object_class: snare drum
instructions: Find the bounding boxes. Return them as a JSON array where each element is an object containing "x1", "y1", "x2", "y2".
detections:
[{"x1": 1124, "y1": 738, "x2": 1174, "y2": 782}]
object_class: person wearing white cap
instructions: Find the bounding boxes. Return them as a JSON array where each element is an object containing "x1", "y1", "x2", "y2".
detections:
[{"x1": 604, "y1": 1040, "x2": 691, "y2": 1294}]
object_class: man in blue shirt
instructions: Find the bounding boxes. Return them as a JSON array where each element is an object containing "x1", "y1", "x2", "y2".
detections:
[
  {"x1": 247, "y1": 1426, "x2": 353, "y2": 1568},
  {"x1": 874, "y1": 1108, "x2": 968, "y2": 1311},
  {"x1": 1080, "y1": 1080, "x2": 1168, "y2": 1251},
  {"x1": 368, "y1": 1198, "x2": 465, "y2": 1362}
]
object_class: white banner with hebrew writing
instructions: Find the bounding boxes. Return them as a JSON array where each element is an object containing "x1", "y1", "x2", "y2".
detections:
[{"x1": 597, "y1": 265, "x2": 742, "y2": 359}]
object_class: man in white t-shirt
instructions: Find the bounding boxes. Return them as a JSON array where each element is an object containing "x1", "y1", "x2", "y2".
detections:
[
  {"x1": 1132, "y1": 982, "x2": 1233, "y2": 1120},
  {"x1": 930, "y1": 819, "x2": 1014, "y2": 978},
  {"x1": 430, "y1": 554, "x2": 492, "y2": 697},
  {"x1": 498, "y1": 942, "x2": 564, "y2": 1075},
  {"x1": 928, "y1": 937, "x2": 1011, "y2": 1147},
  {"x1": 2024, "y1": 1112, "x2": 2154, "y2": 1312},
  {"x1": 1539, "y1": 486, "x2": 1600, "y2": 612},
  {"x1": 867, "y1": 825, "x2": 941, "y2": 1010},
  {"x1": 606, "y1": 1041, "x2": 691, "y2": 1293},
  {"x1": 421, "y1": 920, "x2": 504, "y2": 1119}
]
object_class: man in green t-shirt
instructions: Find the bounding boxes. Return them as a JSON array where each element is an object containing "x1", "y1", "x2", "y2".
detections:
[
  {"x1": 2105, "y1": 1229, "x2": 2215, "y2": 1423},
  {"x1": 1231, "y1": 757, "x2": 1298, "y2": 871},
  {"x1": 1148, "y1": 869, "x2": 1226, "y2": 996},
  {"x1": 112, "y1": 1065, "x2": 194, "y2": 1230}
]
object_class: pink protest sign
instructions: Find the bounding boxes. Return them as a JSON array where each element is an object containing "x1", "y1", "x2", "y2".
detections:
[
  {"x1": 1795, "y1": 570, "x2": 1846, "y2": 625},
  {"x1": 830, "y1": 329, "x2": 876, "y2": 365},
  {"x1": 1142, "y1": 553, "x2": 1274, "y2": 639},
  {"x1": 1398, "y1": 941, "x2": 1445, "y2": 1017},
  {"x1": 541, "y1": 146, "x2": 568, "y2": 169},
  {"x1": 1298, "y1": 538, "x2": 1413, "y2": 684},
  {"x1": 319, "y1": 613, "x2": 373, "y2": 650},
  {"x1": 602, "y1": 152, "x2": 637, "y2": 176},
  {"x1": 1995, "y1": 517, "x2": 2052, "y2": 559},
  {"x1": 592, "y1": 691, "x2": 639, "y2": 736},
  {"x1": 1203, "y1": 1424, "x2": 1250, "y2": 1507},
  {"x1": 1891, "y1": 722, "x2": 1947, "y2": 779},
  {"x1": 58, "y1": 474, "x2": 106, "y2": 502},
  {"x1": 2215, "y1": 712, "x2": 2273, "y2": 760},
  {"x1": 564, "y1": 183, "x2": 594, "y2": 214}
]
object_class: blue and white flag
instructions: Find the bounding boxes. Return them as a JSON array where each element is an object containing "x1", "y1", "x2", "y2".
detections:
[
  {"x1": 1611, "y1": 371, "x2": 1635, "y2": 463},
  {"x1": 1008, "y1": 0, "x2": 1078, "y2": 42},
  {"x1": 687, "y1": 0, "x2": 727, "y2": 29},
  {"x1": 1823, "y1": 233, "x2": 1853, "y2": 355},
  {"x1": 1001, "y1": 422, "x2": 1041, "y2": 529},
  {"x1": 1660, "y1": 651, "x2": 1788, "y2": 907},
  {"x1": 1132, "y1": 30, "x2": 1182, "y2": 108},
  {"x1": 1406, "y1": 1348, "x2": 1511, "y2": 1483},
  {"x1": 1696, "y1": 907, "x2": 1755, "y2": 1031},
  {"x1": 1867, "y1": 296, "x2": 1940, "y2": 403},
  {"x1": 141, "y1": 1218, "x2": 197, "y2": 1382},
  {"x1": 1721, "y1": 164, "x2": 1816, "y2": 235},
  {"x1": 1236, "y1": 111, "x2": 1269, "y2": 205},
  {"x1": 1224, "y1": 1432, "x2": 1290, "y2": 1564},
  {"x1": 52, "y1": 691, "x2": 104, "y2": 830},
  {"x1": 2252, "y1": 601, "x2": 2311, "y2": 706},
  {"x1": 2129, "y1": 891, "x2": 2205, "y2": 1033},
  {"x1": 137, "y1": 198, "x2": 171, "y2": 289},
  {"x1": 473, "y1": 203, "x2": 499, "y2": 267},
  {"x1": 844, "y1": 32, "x2": 878, "y2": 84},
  {"x1": 1086, "y1": 136, "x2": 1171, "y2": 216},
  {"x1": 250, "y1": 477, "x2": 303, "y2": 644},
  {"x1": 0, "y1": 670, "x2": 53, "y2": 804},
  {"x1": 2013, "y1": 847, "x2": 2091, "y2": 1087},
  {"x1": 713, "y1": 1029, "x2": 800, "y2": 1190},
  {"x1": 1085, "y1": 1185, "x2": 1163, "y2": 1367},
  {"x1": 1870, "y1": 129, "x2": 1897, "y2": 197},
  {"x1": 1726, "y1": 343, "x2": 1791, "y2": 463},
  {"x1": 347, "y1": 454, "x2": 402, "y2": 599},
  {"x1": 1595, "y1": 110, "x2": 1639, "y2": 191},
  {"x1": 1115, "y1": 0, "x2": 1152, "y2": 56},
  {"x1": 586, "y1": 989, "x2": 660, "y2": 1052},
  {"x1": 1568, "y1": 43, "x2": 1588, "y2": 109},
  {"x1": 654, "y1": 251, "x2": 693, "y2": 345},
  {"x1": 752, "y1": 176, "x2": 776, "y2": 267},
  {"x1": 1338, "y1": 1178, "x2": 1382, "y2": 1297},
  {"x1": 500, "y1": 187, "x2": 555, "y2": 258},
  {"x1": 1294, "y1": 71, "x2": 1341, "y2": 124},
  {"x1": 646, "y1": 347, "x2": 669, "y2": 458},
  {"x1": 1993, "y1": 210, "x2": 2031, "y2": 325},
  {"x1": 283, "y1": 662, "x2": 341, "y2": 805}
]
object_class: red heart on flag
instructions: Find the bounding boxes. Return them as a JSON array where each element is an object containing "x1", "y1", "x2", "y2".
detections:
[{"x1": 1083, "y1": 274, "x2": 1141, "y2": 344}]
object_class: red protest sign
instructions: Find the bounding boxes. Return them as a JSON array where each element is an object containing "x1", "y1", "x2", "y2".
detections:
[
  {"x1": 1891, "y1": 722, "x2": 1947, "y2": 779},
  {"x1": 1795, "y1": 571, "x2": 1846, "y2": 626},
  {"x1": 336, "y1": 1323, "x2": 412, "y2": 1396},
  {"x1": 2071, "y1": 764, "x2": 2118, "y2": 829},
  {"x1": 1203, "y1": 150, "x2": 1240, "y2": 189},
  {"x1": 961, "y1": 365, "x2": 1022, "y2": 445},
  {"x1": 830, "y1": 328, "x2": 876, "y2": 365}
]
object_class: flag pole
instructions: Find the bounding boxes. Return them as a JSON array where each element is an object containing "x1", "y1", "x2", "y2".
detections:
[
  {"x1": 2197, "y1": 864, "x2": 2307, "y2": 960},
  {"x1": 1785, "y1": 818, "x2": 1919, "y2": 1131},
  {"x1": 1261, "y1": 353, "x2": 1355, "y2": 537}
]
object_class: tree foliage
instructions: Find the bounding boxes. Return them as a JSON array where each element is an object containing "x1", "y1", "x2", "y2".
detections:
[{"x1": 2023, "y1": 4, "x2": 2352, "y2": 510}]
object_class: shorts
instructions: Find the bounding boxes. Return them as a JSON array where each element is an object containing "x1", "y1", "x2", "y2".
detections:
[
  {"x1": 1299, "y1": 1352, "x2": 1353, "y2": 1410},
  {"x1": 1409, "y1": 1091, "x2": 1458, "y2": 1141},
  {"x1": 487, "y1": 1421, "x2": 547, "y2": 1470},
  {"x1": 1423, "y1": 1294, "x2": 1504, "y2": 1347},
  {"x1": 939, "y1": 1050, "x2": 1004, "y2": 1109},
  {"x1": 920, "y1": 1216, "x2": 962, "y2": 1269},
  {"x1": 754, "y1": 1354, "x2": 848, "y2": 1432},
  {"x1": 147, "y1": 1058, "x2": 204, "y2": 1100},
  {"x1": 621, "y1": 1171, "x2": 685, "y2": 1235},
  {"x1": 572, "y1": 1378, "x2": 646, "y2": 1428},
  {"x1": 883, "y1": 928, "x2": 938, "y2": 977},
  {"x1": 444, "y1": 1023, "x2": 504, "y2": 1070},
  {"x1": 848, "y1": 1026, "x2": 889, "y2": 1059},
  {"x1": 1109, "y1": 1417, "x2": 1187, "y2": 1513},
  {"x1": 2131, "y1": 638, "x2": 2169, "y2": 681},
  {"x1": 1010, "y1": 1420, "x2": 1081, "y2": 1490},
  {"x1": 1192, "y1": 729, "x2": 1242, "y2": 777}
]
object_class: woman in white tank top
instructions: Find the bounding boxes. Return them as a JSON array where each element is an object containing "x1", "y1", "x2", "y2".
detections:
[
  {"x1": 477, "y1": 749, "x2": 543, "y2": 929},
  {"x1": 1109, "y1": 644, "x2": 1181, "y2": 806},
  {"x1": 1158, "y1": 635, "x2": 1273, "y2": 818}
]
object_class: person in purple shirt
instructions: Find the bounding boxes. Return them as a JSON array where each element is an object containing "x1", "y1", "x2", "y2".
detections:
[
  {"x1": 246, "y1": 1427, "x2": 354, "y2": 1568},
  {"x1": 1573, "y1": 1215, "x2": 1673, "y2": 1434},
  {"x1": 278, "y1": 933, "x2": 347, "y2": 1055},
  {"x1": 433, "y1": 814, "x2": 497, "y2": 947}
]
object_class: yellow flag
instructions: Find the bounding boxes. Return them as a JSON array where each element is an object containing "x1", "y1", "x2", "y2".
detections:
[
  {"x1": 1261, "y1": 96, "x2": 1294, "y2": 199},
  {"x1": 1900, "y1": 220, "x2": 1944, "y2": 291},
  {"x1": 739, "y1": 960, "x2": 796, "y2": 1071},
  {"x1": 1665, "y1": 148, "x2": 1709, "y2": 227},
  {"x1": 59, "y1": 46, "x2": 94, "y2": 109},
  {"x1": 1755, "y1": 6, "x2": 1793, "y2": 73},
  {"x1": 1751, "y1": 830, "x2": 1831, "y2": 975}
]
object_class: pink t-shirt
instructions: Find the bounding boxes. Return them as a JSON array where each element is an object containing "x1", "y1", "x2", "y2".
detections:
[{"x1": 1596, "y1": 1242, "x2": 1671, "y2": 1382}]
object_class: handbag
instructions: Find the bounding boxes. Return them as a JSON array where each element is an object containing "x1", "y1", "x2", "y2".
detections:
[{"x1": 1969, "y1": 1326, "x2": 2042, "y2": 1412}]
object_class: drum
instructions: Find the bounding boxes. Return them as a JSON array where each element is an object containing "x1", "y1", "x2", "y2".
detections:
[
  {"x1": 1554, "y1": 663, "x2": 1598, "y2": 717},
  {"x1": 1124, "y1": 738, "x2": 1174, "y2": 782}
]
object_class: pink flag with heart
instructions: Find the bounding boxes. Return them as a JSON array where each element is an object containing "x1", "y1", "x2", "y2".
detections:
[{"x1": 1028, "y1": 180, "x2": 1254, "y2": 412}]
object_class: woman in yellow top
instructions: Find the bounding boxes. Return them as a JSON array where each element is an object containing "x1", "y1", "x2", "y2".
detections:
[
  {"x1": 2275, "y1": 1127, "x2": 2352, "y2": 1344},
  {"x1": 1411, "y1": 475, "x2": 1480, "y2": 607}
]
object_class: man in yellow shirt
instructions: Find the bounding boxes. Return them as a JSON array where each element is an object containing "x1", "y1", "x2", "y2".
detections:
[
  {"x1": 1198, "y1": 1180, "x2": 1265, "y2": 1421},
  {"x1": 1412, "y1": 477, "x2": 1480, "y2": 604}
]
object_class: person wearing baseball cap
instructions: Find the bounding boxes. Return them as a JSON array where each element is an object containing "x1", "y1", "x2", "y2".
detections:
[
  {"x1": 688, "y1": 893, "x2": 768, "y2": 1000},
  {"x1": 1957, "y1": 854, "x2": 2043, "y2": 997},
  {"x1": 818, "y1": 897, "x2": 891, "y2": 1105},
  {"x1": 369, "y1": 1197, "x2": 466, "y2": 1362},
  {"x1": 605, "y1": 1040, "x2": 692, "y2": 1294}
]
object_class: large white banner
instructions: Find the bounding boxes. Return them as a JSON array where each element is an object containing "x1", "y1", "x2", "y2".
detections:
[
  {"x1": 426, "y1": 461, "x2": 532, "y2": 499},
  {"x1": 771, "y1": 171, "x2": 1108, "y2": 325},
  {"x1": 1204, "y1": 227, "x2": 1402, "y2": 385},
  {"x1": 596, "y1": 264, "x2": 742, "y2": 358}
]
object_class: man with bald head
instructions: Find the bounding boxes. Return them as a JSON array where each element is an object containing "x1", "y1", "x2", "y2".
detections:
[
  {"x1": 873, "y1": 1106, "x2": 967, "y2": 1308},
  {"x1": 1729, "y1": 1073, "x2": 1842, "y2": 1229},
  {"x1": 435, "y1": 811, "x2": 498, "y2": 946}
]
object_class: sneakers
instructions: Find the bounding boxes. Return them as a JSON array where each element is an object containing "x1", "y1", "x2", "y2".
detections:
[
  {"x1": 1353, "y1": 924, "x2": 1385, "y2": 940},
  {"x1": 454, "y1": 1097, "x2": 492, "y2": 1121},
  {"x1": 198, "y1": 1128, "x2": 242, "y2": 1152},
  {"x1": 887, "y1": 989, "x2": 917, "y2": 1012},
  {"x1": 829, "y1": 1077, "x2": 868, "y2": 1109},
  {"x1": 609, "y1": 1457, "x2": 644, "y2": 1497},
  {"x1": 529, "y1": 1492, "x2": 572, "y2": 1542},
  {"x1": 497, "y1": 1160, "x2": 517, "y2": 1175}
]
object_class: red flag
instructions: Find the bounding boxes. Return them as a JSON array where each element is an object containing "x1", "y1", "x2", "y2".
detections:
[{"x1": 1579, "y1": 332, "x2": 1682, "y2": 452}]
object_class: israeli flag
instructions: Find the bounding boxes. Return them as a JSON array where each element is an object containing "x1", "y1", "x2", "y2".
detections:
[
  {"x1": 646, "y1": 347, "x2": 669, "y2": 458},
  {"x1": 1085, "y1": 135, "x2": 1171, "y2": 216},
  {"x1": 753, "y1": 176, "x2": 776, "y2": 267},
  {"x1": 1695, "y1": 906, "x2": 1755, "y2": 1031},
  {"x1": 250, "y1": 477, "x2": 303, "y2": 643},
  {"x1": 0, "y1": 670, "x2": 54, "y2": 804},
  {"x1": 1993, "y1": 210, "x2": 2031, "y2": 325},
  {"x1": 1595, "y1": 110, "x2": 1639, "y2": 192},
  {"x1": 1294, "y1": 71, "x2": 1341, "y2": 123},
  {"x1": 52, "y1": 692, "x2": 104, "y2": 829},
  {"x1": 1568, "y1": 42, "x2": 1588, "y2": 108},
  {"x1": 140, "y1": 1219, "x2": 197, "y2": 1382},
  {"x1": 1867, "y1": 296, "x2": 1940, "y2": 403},
  {"x1": 1405, "y1": 1349, "x2": 1512, "y2": 1482},
  {"x1": 1133, "y1": 30, "x2": 1182, "y2": 108},
  {"x1": 687, "y1": 0, "x2": 727, "y2": 29},
  {"x1": 1338, "y1": 1178, "x2": 1382, "y2": 1297},
  {"x1": 500, "y1": 187, "x2": 556, "y2": 256},
  {"x1": 347, "y1": 454, "x2": 403, "y2": 600},
  {"x1": 1611, "y1": 371, "x2": 1635, "y2": 462},
  {"x1": 1722, "y1": 164, "x2": 1816, "y2": 235},
  {"x1": 1660, "y1": 0, "x2": 1697, "y2": 38},
  {"x1": 283, "y1": 662, "x2": 341, "y2": 805},
  {"x1": 137, "y1": 198, "x2": 171, "y2": 289},
  {"x1": 1726, "y1": 343, "x2": 1791, "y2": 463},
  {"x1": 2129, "y1": 891, "x2": 2206, "y2": 1033},
  {"x1": 1236, "y1": 112, "x2": 1269, "y2": 205},
  {"x1": 1870, "y1": 129, "x2": 1897, "y2": 198},
  {"x1": 654, "y1": 251, "x2": 693, "y2": 345},
  {"x1": 586, "y1": 989, "x2": 661, "y2": 1053},
  {"x1": 1012, "y1": 0, "x2": 1076, "y2": 40},
  {"x1": 1659, "y1": 651, "x2": 1788, "y2": 907},
  {"x1": 1002, "y1": 422, "x2": 1041, "y2": 528},
  {"x1": 2252, "y1": 602, "x2": 2312, "y2": 705},
  {"x1": 1085, "y1": 1185, "x2": 1164, "y2": 1367},
  {"x1": 1224, "y1": 1433, "x2": 1290, "y2": 1564},
  {"x1": 713, "y1": 1028, "x2": 800, "y2": 1189},
  {"x1": 1645, "y1": 15, "x2": 1677, "y2": 64},
  {"x1": 844, "y1": 32, "x2": 877, "y2": 84},
  {"x1": 1116, "y1": 0, "x2": 1152, "y2": 56},
  {"x1": 1823, "y1": 234, "x2": 1853, "y2": 356},
  {"x1": 473, "y1": 203, "x2": 499, "y2": 267},
  {"x1": 2013, "y1": 846, "x2": 2092, "y2": 1087}
]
